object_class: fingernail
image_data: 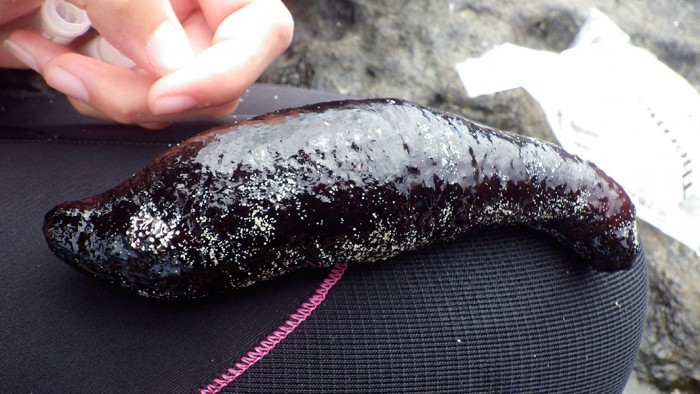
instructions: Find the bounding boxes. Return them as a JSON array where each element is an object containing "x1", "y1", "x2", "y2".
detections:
[
  {"x1": 3, "y1": 40, "x2": 39, "y2": 72},
  {"x1": 45, "y1": 66, "x2": 89, "y2": 102},
  {"x1": 152, "y1": 95, "x2": 197, "y2": 115},
  {"x1": 148, "y1": 21, "x2": 195, "y2": 75}
]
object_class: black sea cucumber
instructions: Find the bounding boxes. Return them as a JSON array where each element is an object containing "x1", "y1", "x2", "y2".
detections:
[{"x1": 43, "y1": 99, "x2": 641, "y2": 299}]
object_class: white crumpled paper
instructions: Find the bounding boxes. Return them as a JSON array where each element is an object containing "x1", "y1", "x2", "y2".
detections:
[{"x1": 456, "y1": 8, "x2": 700, "y2": 254}]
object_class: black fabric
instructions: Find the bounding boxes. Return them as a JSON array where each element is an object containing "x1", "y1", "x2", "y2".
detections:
[
  {"x1": 227, "y1": 232, "x2": 647, "y2": 393},
  {"x1": 1, "y1": 77, "x2": 647, "y2": 393}
]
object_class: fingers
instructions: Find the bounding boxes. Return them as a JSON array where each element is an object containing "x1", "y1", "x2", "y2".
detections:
[
  {"x1": 53, "y1": 52, "x2": 240, "y2": 127},
  {"x1": 0, "y1": 0, "x2": 41, "y2": 25},
  {"x1": 4, "y1": 0, "x2": 293, "y2": 127},
  {"x1": 149, "y1": 0, "x2": 293, "y2": 115},
  {"x1": 7, "y1": 30, "x2": 237, "y2": 128},
  {"x1": 7, "y1": 30, "x2": 155, "y2": 123},
  {"x1": 66, "y1": 0, "x2": 195, "y2": 76},
  {"x1": 4, "y1": 29, "x2": 72, "y2": 72},
  {"x1": 0, "y1": 2, "x2": 41, "y2": 68}
]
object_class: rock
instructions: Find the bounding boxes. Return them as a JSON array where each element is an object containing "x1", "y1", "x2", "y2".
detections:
[
  {"x1": 261, "y1": 0, "x2": 700, "y2": 392},
  {"x1": 638, "y1": 222, "x2": 700, "y2": 392},
  {"x1": 624, "y1": 372, "x2": 664, "y2": 394}
]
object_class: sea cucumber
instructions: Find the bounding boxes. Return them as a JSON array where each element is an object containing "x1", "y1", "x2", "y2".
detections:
[{"x1": 43, "y1": 99, "x2": 640, "y2": 299}]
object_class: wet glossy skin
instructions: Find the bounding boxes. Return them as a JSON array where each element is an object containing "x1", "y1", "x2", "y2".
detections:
[{"x1": 44, "y1": 99, "x2": 641, "y2": 299}]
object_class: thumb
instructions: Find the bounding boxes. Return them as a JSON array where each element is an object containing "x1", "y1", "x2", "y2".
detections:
[{"x1": 67, "y1": 0, "x2": 195, "y2": 76}]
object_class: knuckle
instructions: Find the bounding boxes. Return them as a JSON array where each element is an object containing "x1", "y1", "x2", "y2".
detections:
[
  {"x1": 71, "y1": 101, "x2": 100, "y2": 119},
  {"x1": 105, "y1": 102, "x2": 144, "y2": 125}
]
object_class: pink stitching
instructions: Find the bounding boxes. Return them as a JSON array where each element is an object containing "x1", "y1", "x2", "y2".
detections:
[{"x1": 199, "y1": 263, "x2": 348, "y2": 394}]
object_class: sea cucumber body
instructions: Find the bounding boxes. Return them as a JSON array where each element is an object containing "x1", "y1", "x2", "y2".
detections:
[{"x1": 44, "y1": 99, "x2": 640, "y2": 299}]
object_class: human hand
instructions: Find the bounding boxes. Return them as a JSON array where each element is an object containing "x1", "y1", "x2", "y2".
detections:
[
  {"x1": 0, "y1": 0, "x2": 43, "y2": 68},
  {"x1": 2, "y1": 0, "x2": 294, "y2": 129}
]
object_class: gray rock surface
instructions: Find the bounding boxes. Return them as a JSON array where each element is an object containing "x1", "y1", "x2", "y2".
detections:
[{"x1": 260, "y1": 1, "x2": 700, "y2": 392}]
